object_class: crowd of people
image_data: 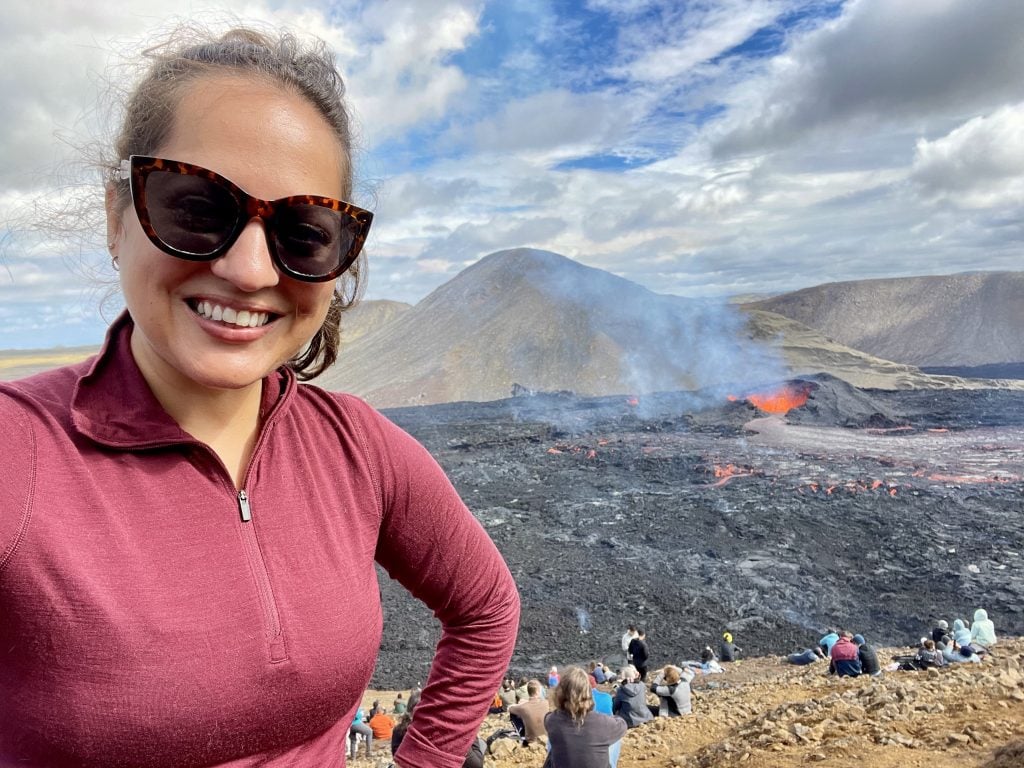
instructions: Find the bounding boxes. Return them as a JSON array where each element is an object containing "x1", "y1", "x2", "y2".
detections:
[
  {"x1": 352, "y1": 611, "x2": 1001, "y2": 766},
  {"x1": 785, "y1": 607, "x2": 999, "y2": 676}
]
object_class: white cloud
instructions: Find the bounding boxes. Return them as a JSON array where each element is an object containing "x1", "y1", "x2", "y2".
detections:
[
  {"x1": 911, "y1": 104, "x2": 1024, "y2": 208},
  {"x1": 713, "y1": 0, "x2": 1024, "y2": 156}
]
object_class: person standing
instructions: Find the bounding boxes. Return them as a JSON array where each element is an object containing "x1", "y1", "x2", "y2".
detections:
[
  {"x1": 628, "y1": 628, "x2": 650, "y2": 681},
  {"x1": 621, "y1": 623, "x2": 638, "y2": 667}
]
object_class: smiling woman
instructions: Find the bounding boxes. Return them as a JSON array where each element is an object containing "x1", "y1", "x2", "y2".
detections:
[{"x1": 0, "y1": 22, "x2": 518, "y2": 768}]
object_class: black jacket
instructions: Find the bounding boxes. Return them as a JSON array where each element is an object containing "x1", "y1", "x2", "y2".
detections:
[
  {"x1": 628, "y1": 637, "x2": 649, "y2": 667},
  {"x1": 858, "y1": 643, "x2": 880, "y2": 675}
]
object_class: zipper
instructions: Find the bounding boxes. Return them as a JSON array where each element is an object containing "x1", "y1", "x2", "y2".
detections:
[{"x1": 236, "y1": 488, "x2": 287, "y2": 662}]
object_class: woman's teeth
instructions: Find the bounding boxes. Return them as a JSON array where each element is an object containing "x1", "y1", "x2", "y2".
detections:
[{"x1": 194, "y1": 301, "x2": 270, "y2": 328}]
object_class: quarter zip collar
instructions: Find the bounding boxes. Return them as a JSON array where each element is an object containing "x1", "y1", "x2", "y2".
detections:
[{"x1": 71, "y1": 311, "x2": 294, "y2": 449}]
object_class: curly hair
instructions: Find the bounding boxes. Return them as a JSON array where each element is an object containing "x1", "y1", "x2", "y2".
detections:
[{"x1": 552, "y1": 667, "x2": 594, "y2": 726}]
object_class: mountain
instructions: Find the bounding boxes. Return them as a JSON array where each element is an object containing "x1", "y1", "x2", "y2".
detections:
[
  {"x1": 319, "y1": 249, "x2": 1021, "y2": 407},
  {"x1": 744, "y1": 271, "x2": 1024, "y2": 368},
  {"x1": 319, "y1": 248, "x2": 793, "y2": 406}
]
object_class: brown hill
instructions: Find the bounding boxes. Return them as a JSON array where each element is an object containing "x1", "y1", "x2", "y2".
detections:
[
  {"x1": 745, "y1": 272, "x2": 1024, "y2": 368},
  {"x1": 340, "y1": 299, "x2": 411, "y2": 345}
]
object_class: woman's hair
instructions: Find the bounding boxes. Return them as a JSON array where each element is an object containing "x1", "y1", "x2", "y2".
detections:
[
  {"x1": 105, "y1": 24, "x2": 363, "y2": 379},
  {"x1": 552, "y1": 667, "x2": 593, "y2": 725},
  {"x1": 619, "y1": 665, "x2": 638, "y2": 682},
  {"x1": 662, "y1": 666, "x2": 681, "y2": 685}
]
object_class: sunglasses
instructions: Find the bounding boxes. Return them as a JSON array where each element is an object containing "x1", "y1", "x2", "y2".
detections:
[{"x1": 119, "y1": 155, "x2": 373, "y2": 282}]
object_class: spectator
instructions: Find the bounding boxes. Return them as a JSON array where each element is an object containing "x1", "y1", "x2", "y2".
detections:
[
  {"x1": 931, "y1": 619, "x2": 949, "y2": 644},
  {"x1": 612, "y1": 665, "x2": 653, "y2": 728},
  {"x1": 915, "y1": 638, "x2": 943, "y2": 668},
  {"x1": 853, "y1": 634, "x2": 881, "y2": 676},
  {"x1": 368, "y1": 709, "x2": 395, "y2": 742},
  {"x1": 971, "y1": 609, "x2": 998, "y2": 650},
  {"x1": 508, "y1": 679, "x2": 549, "y2": 745},
  {"x1": 621, "y1": 624, "x2": 639, "y2": 667},
  {"x1": 515, "y1": 676, "x2": 530, "y2": 703},
  {"x1": 786, "y1": 647, "x2": 825, "y2": 665},
  {"x1": 719, "y1": 631, "x2": 741, "y2": 662},
  {"x1": 650, "y1": 665, "x2": 695, "y2": 717},
  {"x1": 548, "y1": 665, "x2": 561, "y2": 689},
  {"x1": 498, "y1": 678, "x2": 518, "y2": 710},
  {"x1": 349, "y1": 707, "x2": 373, "y2": 759},
  {"x1": 393, "y1": 692, "x2": 407, "y2": 715},
  {"x1": 628, "y1": 628, "x2": 651, "y2": 682},
  {"x1": 828, "y1": 632, "x2": 862, "y2": 677},
  {"x1": 545, "y1": 667, "x2": 627, "y2": 768},
  {"x1": 819, "y1": 629, "x2": 840, "y2": 657}
]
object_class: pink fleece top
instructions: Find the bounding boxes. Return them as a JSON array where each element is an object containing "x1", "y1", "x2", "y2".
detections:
[{"x1": 0, "y1": 314, "x2": 520, "y2": 768}]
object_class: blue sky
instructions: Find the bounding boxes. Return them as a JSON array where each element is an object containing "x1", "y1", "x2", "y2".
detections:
[{"x1": 1, "y1": 0, "x2": 1023, "y2": 349}]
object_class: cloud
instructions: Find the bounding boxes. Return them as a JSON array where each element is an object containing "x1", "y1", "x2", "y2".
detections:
[
  {"x1": 911, "y1": 103, "x2": 1024, "y2": 208},
  {"x1": 714, "y1": 0, "x2": 1024, "y2": 156}
]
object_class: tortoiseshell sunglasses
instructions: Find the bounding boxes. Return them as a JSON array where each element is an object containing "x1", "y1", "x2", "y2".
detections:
[{"x1": 119, "y1": 155, "x2": 373, "y2": 282}]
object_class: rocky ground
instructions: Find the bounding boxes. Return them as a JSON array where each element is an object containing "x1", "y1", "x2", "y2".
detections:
[
  {"x1": 351, "y1": 638, "x2": 1024, "y2": 768},
  {"x1": 371, "y1": 377, "x2": 1024, "y2": 690}
]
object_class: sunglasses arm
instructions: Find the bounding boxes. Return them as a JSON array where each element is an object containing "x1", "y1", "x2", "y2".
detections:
[{"x1": 118, "y1": 159, "x2": 131, "y2": 181}]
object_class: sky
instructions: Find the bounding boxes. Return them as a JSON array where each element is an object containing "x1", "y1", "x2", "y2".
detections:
[{"x1": 1, "y1": 0, "x2": 1022, "y2": 349}]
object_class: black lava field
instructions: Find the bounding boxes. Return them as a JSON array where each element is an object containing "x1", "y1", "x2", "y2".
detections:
[{"x1": 369, "y1": 376, "x2": 1024, "y2": 689}]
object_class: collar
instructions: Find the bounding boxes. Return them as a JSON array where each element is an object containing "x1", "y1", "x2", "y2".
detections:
[{"x1": 71, "y1": 311, "x2": 293, "y2": 449}]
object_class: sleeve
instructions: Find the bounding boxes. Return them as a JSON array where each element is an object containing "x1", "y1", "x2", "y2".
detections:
[
  {"x1": 0, "y1": 392, "x2": 36, "y2": 576},
  {"x1": 350, "y1": 401, "x2": 521, "y2": 768}
]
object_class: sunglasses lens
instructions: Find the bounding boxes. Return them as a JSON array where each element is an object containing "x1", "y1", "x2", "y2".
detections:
[
  {"x1": 272, "y1": 204, "x2": 357, "y2": 279},
  {"x1": 145, "y1": 170, "x2": 239, "y2": 257}
]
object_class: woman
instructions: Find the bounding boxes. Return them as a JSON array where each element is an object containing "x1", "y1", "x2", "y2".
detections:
[
  {"x1": 650, "y1": 665, "x2": 695, "y2": 717},
  {"x1": 971, "y1": 608, "x2": 997, "y2": 649},
  {"x1": 0, "y1": 25, "x2": 519, "y2": 768},
  {"x1": 611, "y1": 665, "x2": 653, "y2": 728},
  {"x1": 545, "y1": 667, "x2": 627, "y2": 768}
]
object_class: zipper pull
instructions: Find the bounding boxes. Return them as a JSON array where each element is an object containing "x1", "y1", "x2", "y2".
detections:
[{"x1": 238, "y1": 489, "x2": 252, "y2": 522}]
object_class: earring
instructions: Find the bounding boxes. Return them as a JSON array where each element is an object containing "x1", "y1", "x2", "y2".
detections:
[{"x1": 111, "y1": 254, "x2": 119, "y2": 271}]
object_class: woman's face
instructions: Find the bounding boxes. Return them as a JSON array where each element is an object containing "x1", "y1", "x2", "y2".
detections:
[{"x1": 109, "y1": 75, "x2": 346, "y2": 395}]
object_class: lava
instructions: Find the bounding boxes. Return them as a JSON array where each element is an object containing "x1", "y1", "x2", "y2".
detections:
[{"x1": 728, "y1": 381, "x2": 814, "y2": 414}]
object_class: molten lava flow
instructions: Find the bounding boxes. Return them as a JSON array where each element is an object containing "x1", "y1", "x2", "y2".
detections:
[
  {"x1": 626, "y1": 396, "x2": 639, "y2": 407},
  {"x1": 729, "y1": 381, "x2": 813, "y2": 414},
  {"x1": 710, "y1": 463, "x2": 756, "y2": 487}
]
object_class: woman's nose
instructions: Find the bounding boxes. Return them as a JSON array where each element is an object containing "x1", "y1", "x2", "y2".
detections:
[{"x1": 210, "y1": 219, "x2": 280, "y2": 291}]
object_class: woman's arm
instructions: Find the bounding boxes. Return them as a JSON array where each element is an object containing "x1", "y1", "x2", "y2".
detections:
[{"x1": 352, "y1": 401, "x2": 520, "y2": 768}]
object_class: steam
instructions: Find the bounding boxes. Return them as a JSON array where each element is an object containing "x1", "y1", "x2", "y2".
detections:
[
  {"x1": 506, "y1": 249, "x2": 791, "y2": 417},
  {"x1": 575, "y1": 607, "x2": 591, "y2": 634}
]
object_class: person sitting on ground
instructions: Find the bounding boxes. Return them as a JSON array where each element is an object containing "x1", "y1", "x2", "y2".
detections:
[
  {"x1": 545, "y1": 667, "x2": 627, "y2": 768},
  {"x1": 628, "y1": 628, "x2": 650, "y2": 682},
  {"x1": 931, "y1": 619, "x2": 949, "y2": 644},
  {"x1": 719, "y1": 631, "x2": 741, "y2": 662},
  {"x1": 586, "y1": 662, "x2": 600, "y2": 688},
  {"x1": 392, "y1": 692, "x2": 407, "y2": 715},
  {"x1": 786, "y1": 647, "x2": 826, "y2": 665},
  {"x1": 819, "y1": 628, "x2": 840, "y2": 657},
  {"x1": 952, "y1": 618, "x2": 970, "y2": 644},
  {"x1": 394, "y1": 689, "x2": 486, "y2": 768},
  {"x1": 915, "y1": 638, "x2": 942, "y2": 669},
  {"x1": 368, "y1": 699, "x2": 383, "y2": 718},
  {"x1": 368, "y1": 707, "x2": 395, "y2": 742},
  {"x1": 589, "y1": 675, "x2": 614, "y2": 716},
  {"x1": 612, "y1": 665, "x2": 653, "y2": 728},
  {"x1": 593, "y1": 661, "x2": 615, "y2": 685},
  {"x1": 515, "y1": 676, "x2": 530, "y2": 703},
  {"x1": 853, "y1": 634, "x2": 881, "y2": 676},
  {"x1": 971, "y1": 608, "x2": 998, "y2": 650},
  {"x1": 498, "y1": 677, "x2": 518, "y2": 710},
  {"x1": 948, "y1": 642, "x2": 982, "y2": 664},
  {"x1": 828, "y1": 631, "x2": 862, "y2": 677},
  {"x1": 507, "y1": 679, "x2": 549, "y2": 745},
  {"x1": 699, "y1": 645, "x2": 724, "y2": 674},
  {"x1": 650, "y1": 665, "x2": 695, "y2": 717},
  {"x1": 548, "y1": 665, "x2": 560, "y2": 689}
]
